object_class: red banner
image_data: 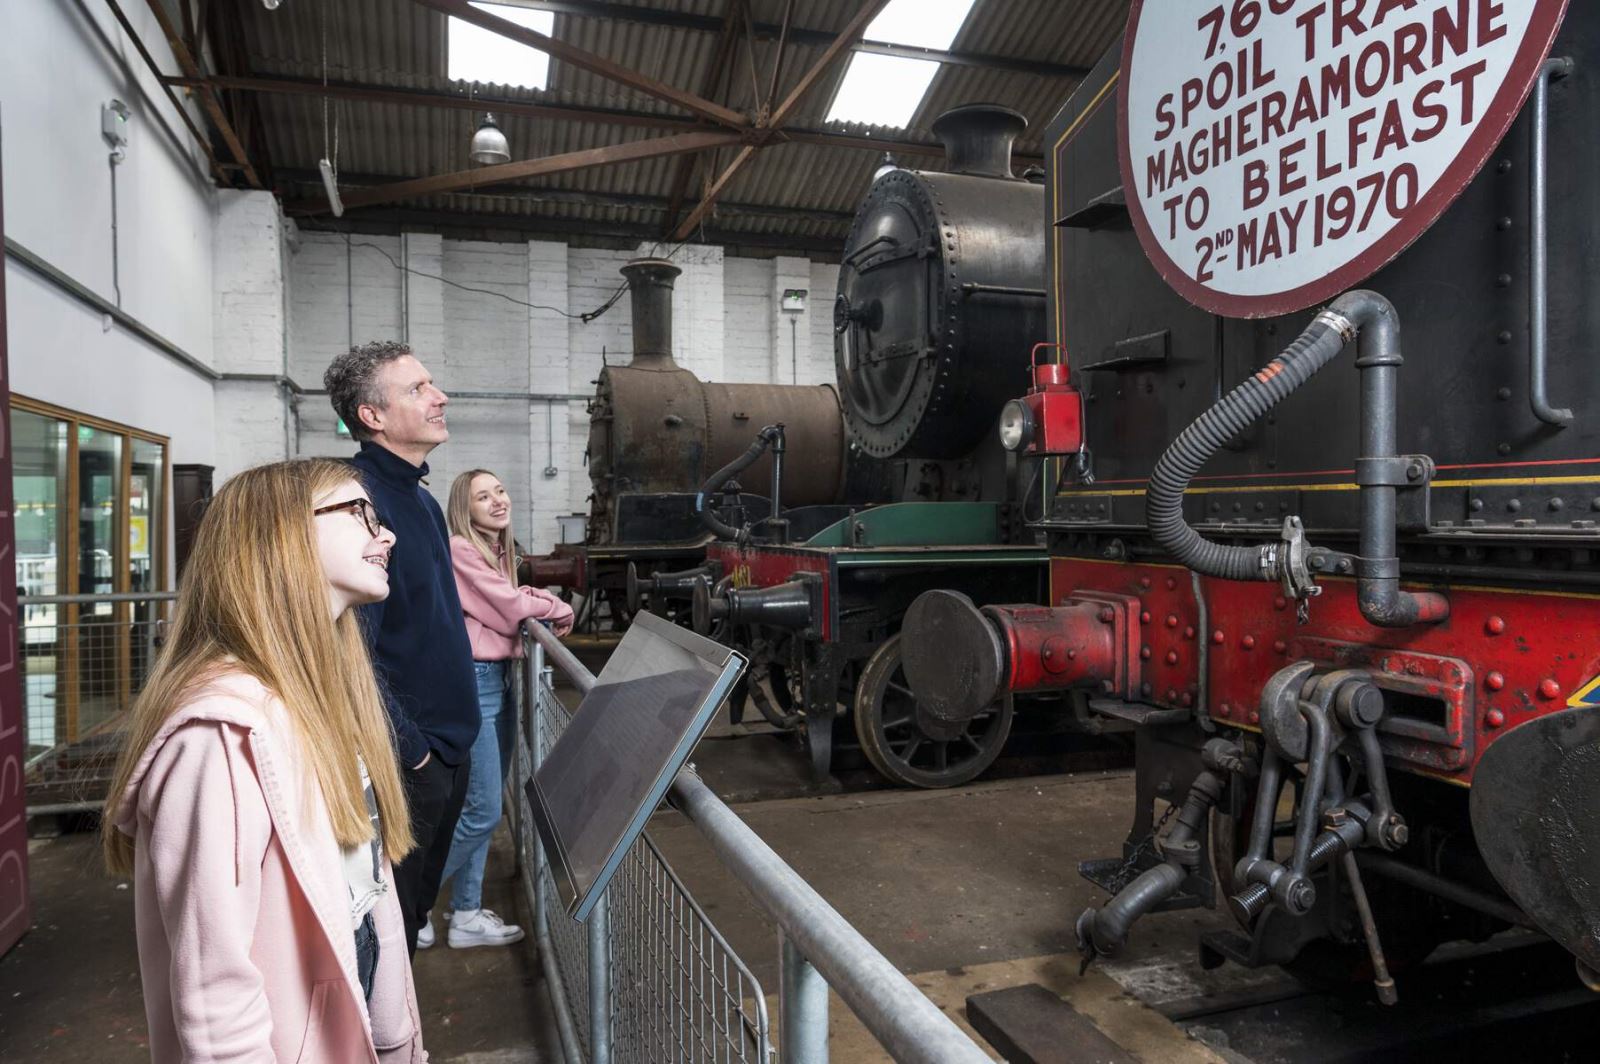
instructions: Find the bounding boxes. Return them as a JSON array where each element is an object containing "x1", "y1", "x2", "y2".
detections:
[{"x1": 0, "y1": 121, "x2": 31, "y2": 956}]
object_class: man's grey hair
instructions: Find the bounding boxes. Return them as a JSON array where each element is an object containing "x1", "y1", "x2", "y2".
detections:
[{"x1": 324, "y1": 341, "x2": 412, "y2": 442}]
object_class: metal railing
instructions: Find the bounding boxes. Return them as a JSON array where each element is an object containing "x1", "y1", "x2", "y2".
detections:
[
  {"x1": 21, "y1": 591, "x2": 176, "y2": 813},
  {"x1": 514, "y1": 623, "x2": 993, "y2": 1064}
]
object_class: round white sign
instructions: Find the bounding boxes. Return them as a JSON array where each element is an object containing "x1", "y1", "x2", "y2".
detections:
[{"x1": 1118, "y1": 0, "x2": 1570, "y2": 317}]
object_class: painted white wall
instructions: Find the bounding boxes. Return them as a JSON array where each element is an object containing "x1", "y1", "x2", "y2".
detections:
[
  {"x1": 286, "y1": 231, "x2": 838, "y2": 553},
  {"x1": 3, "y1": 0, "x2": 224, "y2": 598},
  {"x1": 2, "y1": 1, "x2": 217, "y2": 381}
]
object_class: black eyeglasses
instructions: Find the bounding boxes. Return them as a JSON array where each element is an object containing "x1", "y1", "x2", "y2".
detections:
[{"x1": 313, "y1": 497, "x2": 386, "y2": 538}]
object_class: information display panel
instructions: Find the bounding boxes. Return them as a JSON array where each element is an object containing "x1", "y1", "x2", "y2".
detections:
[{"x1": 528, "y1": 610, "x2": 746, "y2": 921}]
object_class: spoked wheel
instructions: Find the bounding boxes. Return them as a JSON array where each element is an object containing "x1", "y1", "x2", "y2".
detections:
[{"x1": 853, "y1": 634, "x2": 1012, "y2": 789}]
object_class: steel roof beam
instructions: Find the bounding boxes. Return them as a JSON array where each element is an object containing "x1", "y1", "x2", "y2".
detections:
[
  {"x1": 300, "y1": 208, "x2": 848, "y2": 257},
  {"x1": 274, "y1": 167, "x2": 855, "y2": 223},
  {"x1": 291, "y1": 129, "x2": 744, "y2": 215},
  {"x1": 409, "y1": 0, "x2": 749, "y2": 128},
  {"x1": 671, "y1": 0, "x2": 891, "y2": 240},
  {"x1": 163, "y1": 75, "x2": 1049, "y2": 165},
  {"x1": 102, "y1": 0, "x2": 229, "y2": 184},
  {"x1": 139, "y1": 0, "x2": 262, "y2": 187}
]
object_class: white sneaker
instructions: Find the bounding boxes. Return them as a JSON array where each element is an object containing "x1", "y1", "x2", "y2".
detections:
[
  {"x1": 448, "y1": 907, "x2": 526, "y2": 949},
  {"x1": 417, "y1": 915, "x2": 435, "y2": 950}
]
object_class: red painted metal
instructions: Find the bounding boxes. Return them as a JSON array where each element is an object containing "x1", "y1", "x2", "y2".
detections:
[
  {"x1": 1043, "y1": 558, "x2": 1600, "y2": 784},
  {"x1": 707, "y1": 542, "x2": 833, "y2": 639},
  {"x1": 983, "y1": 598, "x2": 1129, "y2": 697},
  {"x1": 520, "y1": 549, "x2": 584, "y2": 589},
  {"x1": 1016, "y1": 344, "x2": 1082, "y2": 457},
  {"x1": 0, "y1": 159, "x2": 28, "y2": 956}
]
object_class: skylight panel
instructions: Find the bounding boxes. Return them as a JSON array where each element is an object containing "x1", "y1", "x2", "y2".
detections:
[
  {"x1": 825, "y1": 0, "x2": 978, "y2": 128},
  {"x1": 826, "y1": 54, "x2": 940, "y2": 128},
  {"x1": 862, "y1": 0, "x2": 977, "y2": 51},
  {"x1": 448, "y1": 2, "x2": 555, "y2": 90}
]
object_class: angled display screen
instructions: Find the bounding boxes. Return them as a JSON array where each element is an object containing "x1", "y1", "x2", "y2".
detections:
[{"x1": 528, "y1": 610, "x2": 746, "y2": 921}]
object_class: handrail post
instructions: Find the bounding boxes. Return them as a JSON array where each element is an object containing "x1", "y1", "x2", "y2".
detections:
[
  {"x1": 529, "y1": 640, "x2": 546, "y2": 935},
  {"x1": 588, "y1": 894, "x2": 612, "y2": 1064},
  {"x1": 522, "y1": 621, "x2": 993, "y2": 1063},
  {"x1": 780, "y1": 932, "x2": 830, "y2": 1064}
]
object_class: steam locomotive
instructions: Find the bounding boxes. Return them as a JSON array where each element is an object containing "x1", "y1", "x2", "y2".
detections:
[
  {"x1": 682, "y1": 105, "x2": 1064, "y2": 786},
  {"x1": 901, "y1": 6, "x2": 1600, "y2": 990},
  {"x1": 525, "y1": 257, "x2": 882, "y2": 629}
]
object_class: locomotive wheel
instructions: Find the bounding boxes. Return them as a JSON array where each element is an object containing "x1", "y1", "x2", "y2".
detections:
[
  {"x1": 853, "y1": 634, "x2": 1012, "y2": 789},
  {"x1": 1211, "y1": 803, "x2": 1446, "y2": 986}
]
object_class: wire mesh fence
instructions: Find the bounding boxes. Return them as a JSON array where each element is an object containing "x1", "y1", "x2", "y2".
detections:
[
  {"x1": 21, "y1": 593, "x2": 175, "y2": 811},
  {"x1": 516, "y1": 650, "x2": 771, "y2": 1064}
]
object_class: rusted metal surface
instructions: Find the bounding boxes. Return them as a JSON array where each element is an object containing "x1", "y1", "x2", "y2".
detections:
[
  {"x1": 701, "y1": 382, "x2": 845, "y2": 500},
  {"x1": 586, "y1": 258, "x2": 848, "y2": 544},
  {"x1": 520, "y1": 551, "x2": 584, "y2": 590}
]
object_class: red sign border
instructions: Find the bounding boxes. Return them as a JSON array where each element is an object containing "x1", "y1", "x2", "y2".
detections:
[{"x1": 1117, "y1": 0, "x2": 1572, "y2": 319}]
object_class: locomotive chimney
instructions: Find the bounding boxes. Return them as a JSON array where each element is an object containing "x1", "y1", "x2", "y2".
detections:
[
  {"x1": 931, "y1": 103, "x2": 1028, "y2": 180},
  {"x1": 620, "y1": 258, "x2": 682, "y2": 369}
]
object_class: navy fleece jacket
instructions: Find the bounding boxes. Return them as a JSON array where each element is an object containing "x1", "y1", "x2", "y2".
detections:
[{"x1": 351, "y1": 441, "x2": 479, "y2": 768}]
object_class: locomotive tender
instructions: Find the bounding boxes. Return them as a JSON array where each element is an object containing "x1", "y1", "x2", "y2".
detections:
[{"x1": 903, "y1": 3, "x2": 1600, "y2": 990}]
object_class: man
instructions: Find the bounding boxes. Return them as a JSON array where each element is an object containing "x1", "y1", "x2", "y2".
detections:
[{"x1": 325, "y1": 341, "x2": 479, "y2": 957}]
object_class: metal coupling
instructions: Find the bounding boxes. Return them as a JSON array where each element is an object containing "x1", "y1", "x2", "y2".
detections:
[{"x1": 1279, "y1": 873, "x2": 1317, "y2": 916}]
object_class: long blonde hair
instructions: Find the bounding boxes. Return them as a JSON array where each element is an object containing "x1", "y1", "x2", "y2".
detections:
[
  {"x1": 103, "y1": 458, "x2": 414, "y2": 876},
  {"x1": 448, "y1": 468, "x2": 515, "y2": 584}
]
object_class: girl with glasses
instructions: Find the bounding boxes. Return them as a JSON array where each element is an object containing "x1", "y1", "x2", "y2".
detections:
[
  {"x1": 420, "y1": 469, "x2": 572, "y2": 950},
  {"x1": 102, "y1": 459, "x2": 427, "y2": 1062}
]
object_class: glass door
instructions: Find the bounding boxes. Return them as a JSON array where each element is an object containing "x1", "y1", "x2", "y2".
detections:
[
  {"x1": 12, "y1": 409, "x2": 67, "y2": 757},
  {"x1": 10, "y1": 400, "x2": 169, "y2": 754}
]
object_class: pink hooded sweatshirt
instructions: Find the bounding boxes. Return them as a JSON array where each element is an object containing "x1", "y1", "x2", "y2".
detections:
[
  {"x1": 451, "y1": 535, "x2": 574, "y2": 660},
  {"x1": 112, "y1": 669, "x2": 427, "y2": 1063}
]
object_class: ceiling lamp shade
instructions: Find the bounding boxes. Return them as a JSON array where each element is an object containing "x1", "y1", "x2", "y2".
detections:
[
  {"x1": 873, "y1": 152, "x2": 897, "y2": 182},
  {"x1": 470, "y1": 113, "x2": 511, "y2": 165}
]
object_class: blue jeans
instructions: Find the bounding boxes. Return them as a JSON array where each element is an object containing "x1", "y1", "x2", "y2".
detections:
[{"x1": 440, "y1": 661, "x2": 514, "y2": 913}]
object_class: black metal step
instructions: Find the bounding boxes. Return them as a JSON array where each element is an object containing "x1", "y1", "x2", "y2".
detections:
[{"x1": 966, "y1": 983, "x2": 1137, "y2": 1064}]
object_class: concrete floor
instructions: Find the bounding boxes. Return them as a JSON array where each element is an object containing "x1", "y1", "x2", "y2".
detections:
[
  {"x1": 646, "y1": 761, "x2": 1232, "y2": 1061},
  {"x1": 0, "y1": 825, "x2": 560, "y2": 1063},
  {"x1": 0, "y1": 680, "x2": 1222, "y2": 1062}
]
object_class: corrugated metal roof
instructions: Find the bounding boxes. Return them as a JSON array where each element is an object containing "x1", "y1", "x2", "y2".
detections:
[{"x1": 234, "y1": 0, "x2": 1130, "y2": 251}]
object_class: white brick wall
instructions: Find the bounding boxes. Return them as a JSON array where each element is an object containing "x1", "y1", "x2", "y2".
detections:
[
  {"x1": 212, "y1": 191, "x2": 285, "y2": 377},
  {"x1": 723, "y1": 258, "x2": 773, "y2": 383},
  {"x1": 809, "y1": 262, "x2": 842, "y2": 386},
  {"x1": 276, "y1": 231, "x2": 841, "y2": 553}
]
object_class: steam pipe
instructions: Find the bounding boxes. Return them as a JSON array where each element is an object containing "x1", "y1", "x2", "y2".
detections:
[
  {"x1": 696, "y1": 425, "x2": 784, "y2": 543},
  {"x1": 1145, "y1": 290, "x2": 1448, "y2": 628},
  {"x1": 1077, "y1": 742, "x2": 1236, "y2": 964},
  {"x1": 1355, "y1": 853, "x2": 1534, "y2": 929},
  {"x1": 1529, "y1": 58, "x2": 1574, "y2": 427}
]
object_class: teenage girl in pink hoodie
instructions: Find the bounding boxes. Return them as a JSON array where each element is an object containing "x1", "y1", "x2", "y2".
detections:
[
  {"x1": 102, "y1": 458, "x2": 427, "y2": 1062},
  {"x1": 421, "y1": 469, "x2": 572, "y2": 950}
]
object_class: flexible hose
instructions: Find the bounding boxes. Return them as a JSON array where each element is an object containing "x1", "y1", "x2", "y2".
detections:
[
  {"x1": 695, "y1": 430, "x2": 777, "y2": 542},
  {"x1": 1146, "y1": 310, "x2": 1350, "y2": 579}
]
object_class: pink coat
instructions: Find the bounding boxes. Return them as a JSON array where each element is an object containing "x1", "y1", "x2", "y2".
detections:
[
  {"x1": 112, "y1": 669, "x2": 427, "y2": 1063},
  {"x1": 450, "y1": 535, "x2": 574, "y2": 660}
]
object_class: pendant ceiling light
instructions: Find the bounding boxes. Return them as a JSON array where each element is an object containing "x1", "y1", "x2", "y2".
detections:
[
  {"x1": 470, "y1": 113, "x2": 511, "y2": 165},
  {"x1": 873, "y1": 152, "x2": 896, "y2": 183}
]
